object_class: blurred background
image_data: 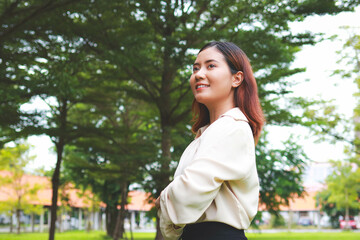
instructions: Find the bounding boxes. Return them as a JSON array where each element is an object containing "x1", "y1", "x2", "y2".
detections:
[{"x1": 0, "y1": 1, "x2": 360, "y2": 240}]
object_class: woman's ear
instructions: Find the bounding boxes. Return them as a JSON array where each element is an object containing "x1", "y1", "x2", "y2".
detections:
[{"x1": 232, "y1": 71, "x2": 244, "y2": 88}]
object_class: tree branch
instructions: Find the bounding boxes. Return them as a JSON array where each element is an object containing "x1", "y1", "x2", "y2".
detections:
[{"x1": 0, "y1": 0, "x2": 80, "y2": 43}]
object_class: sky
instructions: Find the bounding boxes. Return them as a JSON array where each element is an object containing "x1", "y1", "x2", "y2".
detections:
[
  {"x1": 25, "y1": 6, "x2": 360, "y2": 172},
  {"x1": 266, "y1": 6, "x2": 360, "y2": 164}
]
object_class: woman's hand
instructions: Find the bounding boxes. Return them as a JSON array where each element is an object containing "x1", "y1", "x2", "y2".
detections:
[{"x1": 155, "y1": 196, "x2": 160, "y2": 209}]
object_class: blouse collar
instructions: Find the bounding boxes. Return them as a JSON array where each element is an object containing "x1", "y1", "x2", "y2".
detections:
[
  {"x1": 219, "y1": 107, "x2": 249, "y2": 122},
  {"x1": 195, "y1": 108, "x2": 248, "y2": 138}
]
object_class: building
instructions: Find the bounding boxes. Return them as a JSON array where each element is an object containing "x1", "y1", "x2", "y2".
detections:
[
  {"x1": 0, "y1": 171, "x2": 154, "y2": 232},
  {"x1": 260, "y1": 162, "x2": 334, "y2": 228},
  {"x1": 0, "y1": 161, "x2": 337, "y2": 232}
]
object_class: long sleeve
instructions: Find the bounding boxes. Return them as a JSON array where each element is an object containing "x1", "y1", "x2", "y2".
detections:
[{"x1": 158, "y1": 117, "x2": 255, "y2": 239}]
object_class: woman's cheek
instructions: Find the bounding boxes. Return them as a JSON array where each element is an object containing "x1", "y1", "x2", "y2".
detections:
[{"x1": 190, "y1": 78, "x2": 196, "y2": 93}]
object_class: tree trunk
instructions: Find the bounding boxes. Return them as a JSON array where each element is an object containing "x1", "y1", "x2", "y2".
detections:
[
  {"x1": 40, "y1": 210, "x2": 44, "y2": 232},
  {"x1": 31, "y1": 213, "x2": 35, "y2": 232},
  {"x1": 59, "y1": 208, "x2": 63, "y2": 233},
  {"x1": 113, "y1": 182, "x2": 128, "y2": 240},
  {"x1": 155, "y1": 124, "x2": 172, "y2": 240},
  {"x1": 155, "y1": 215, "x2": 163, "y2": 240},
  {"x1": 112, "y1": 209, "x2": 121, "y2": 240},
  {"x1": 106, "y1": 203, "x2": 118, "y2": 236},
  {"x1": 86, "y1": 211, "x2": 92, "y2": 233},
  {"x1": 79, "y1": 208, "x2": 83, "y2": 230},
  {"x1": 105, "y1": 205, "x2": 110, "y2": 234},
  {"x1": 16, "y1": 209, "x2": 20, "y2": 234},
  {"x1": 9, "y1": 211, "x2": 13, "y2": 233},
  {"x1": 48, "y1": 97, "x2": 68, "y2": 240},
  {"x1": 49, "y1": 141, "x2": 64, "y2": 240},
  {"x1": 130, "y1": 212, "x2": 134, "y2": 240},
  {"x1": 345, "y1": 188, "x2": 350, "y2": 230},
  {"x1": 288, "y1": 210, "x2": 292, "y2": 231},
  {"x1": 99, "y1": 209, "x2": 103, "y2": 231}
]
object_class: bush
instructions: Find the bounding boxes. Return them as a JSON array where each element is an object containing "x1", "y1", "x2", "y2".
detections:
[{"x1": 269, "y1": 214, "x2": 285, "y2": 228}]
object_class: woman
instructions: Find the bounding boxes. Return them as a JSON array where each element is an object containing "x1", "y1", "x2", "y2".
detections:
[{"x1": 156, "y1": 41, "x2": 264, "y2": 240}]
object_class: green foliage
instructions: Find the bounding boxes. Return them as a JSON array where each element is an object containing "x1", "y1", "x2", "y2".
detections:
[
  {"x1": 0, "y1": 143, "x2": 43, "y2": 233},
  {"x1": 301, "y1": 100, "x2": 351, "y2": 145},
  {"x1": 0, "y1": 142, "x2": 34, "y2": 170},
  {"x1": 0, "y1": 0, "x2": 82, "y2": 145},
  {"x1": 326, "y1": 161, "x2": 360, "y2": 210},
  {"x1": 1, "y1": 1, "x2": 360, "y2": 238},
  {"x1": 269, "y1": 214, "x2": 286, "y2": 228},
  {"x1": 61, "y1": 83, "x2": 159, "y2": 236},
  {"x1": 315, "y1": 190, "x2": 358, "y2": 228},
  {"x1": 314, "y1": 30, "x2": 360, "y2": 230},
  {"x1": 256, "y1": 133, "x2": 307, "y2": 212},
  {"x1": 64, "y1": 2, "x2": 358, "y2": 217},
  {"x1": 317, "y1": 160, "x2": 360, "y2": 229},
  {"x1": 327, "y1": 30, "x2": 360, "y2": 154}
]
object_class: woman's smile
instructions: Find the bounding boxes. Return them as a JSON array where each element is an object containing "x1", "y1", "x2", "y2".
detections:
[{"x1": 195, "y1": 83, "x2": 210, "y2": 90}]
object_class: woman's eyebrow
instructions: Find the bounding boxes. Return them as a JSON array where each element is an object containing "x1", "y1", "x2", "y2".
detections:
[
  {"x1": 193, "y1": 59, "x2": 219, "y2": 66},
  {"x1": 205, "y1": 59, "x2": 219, "y2": 64}
]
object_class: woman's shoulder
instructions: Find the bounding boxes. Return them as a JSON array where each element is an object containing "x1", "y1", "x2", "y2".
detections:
[{"x1": 202, "y1": 114, "x2": 252, "y2": 141}]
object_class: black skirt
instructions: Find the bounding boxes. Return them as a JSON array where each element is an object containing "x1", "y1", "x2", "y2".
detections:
[{"x1": 180, "y1": 221, "x2": 247, "y2": 240}]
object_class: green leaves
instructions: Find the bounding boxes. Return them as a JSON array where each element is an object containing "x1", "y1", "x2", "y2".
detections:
[
  {"x1": 0, "y1": 142, "x2": 44, "y2": 220},
  {"x1": 326, "y1": 160, "x2": 360, "y2": 209},
  {"x1": 1, "y1": 2, "x2": 360, "y2": 235},
  {"x1": 317, "y1": 160, "x2": 360, "y2": 226},
  {"x1": 0, "y1": 142, "x2": 34, "y2": 170},
  {"x1": 256, "y1": 133, "x2": 307, "y2": 213}
]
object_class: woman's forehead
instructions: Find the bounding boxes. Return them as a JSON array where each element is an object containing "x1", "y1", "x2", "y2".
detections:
[{"x1": 195, "y1": 47, "x2": 225, "y2": 63}]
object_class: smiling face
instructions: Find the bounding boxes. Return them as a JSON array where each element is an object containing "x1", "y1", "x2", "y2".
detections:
[{"x1": 190, "y1": 47, "x2": 241, "y2": 110}]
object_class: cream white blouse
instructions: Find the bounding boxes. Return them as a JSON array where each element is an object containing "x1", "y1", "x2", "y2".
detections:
[{"x1": 158, "y1": 108, "x2": 259, "y2": 240}]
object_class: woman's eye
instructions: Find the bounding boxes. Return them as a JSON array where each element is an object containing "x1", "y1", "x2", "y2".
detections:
[
  {"x1": 208, "y1": 64, "x2": 215, "y2": 69},
  {"x1": 193, "y1": 67, "x2": 199, "y2": 72}
]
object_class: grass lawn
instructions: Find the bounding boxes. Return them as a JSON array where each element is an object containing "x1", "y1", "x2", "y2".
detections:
[
  {"x1": 247, "y1": 231, "x2": 360, "y2": 240},
  {"x1": 0, "y1": 231, "x2": 359, "y2": 240}
]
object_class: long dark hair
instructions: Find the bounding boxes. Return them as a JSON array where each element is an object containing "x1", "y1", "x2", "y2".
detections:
[{"x1": 191, "y1": 41, "x2": 265, "y2": 144}]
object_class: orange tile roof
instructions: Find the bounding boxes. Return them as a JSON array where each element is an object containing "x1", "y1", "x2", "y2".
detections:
[
  {"x1": 127, "y1": 191, "x2": 154, "y2": 211},
  {"x1": 0, "y1": 171, "x2": 154, "y2": 211},
  {"x1": 258, "y1": 187, "x2": 322, "y2": 212},
  {"x1": 0, "y1": 170, "x2": 94, "y2": 208},
  {"x1": 4, "y1": 171, "x2": 322, "y2": 212},
  {"x1": 279, "y1": 190, "x2": 319, "y2": 211}
]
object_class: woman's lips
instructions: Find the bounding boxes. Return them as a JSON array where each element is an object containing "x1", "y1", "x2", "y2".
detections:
[{"x1": 195, "y1": 84, "x2": 209, "y2": 90}]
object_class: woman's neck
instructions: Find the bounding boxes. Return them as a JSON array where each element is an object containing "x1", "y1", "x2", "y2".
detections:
[{"x1": 207, "y1": 101, "x2": 236, "y2": 124}]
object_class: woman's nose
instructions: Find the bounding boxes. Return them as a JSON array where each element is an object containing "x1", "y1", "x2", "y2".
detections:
[{"x1": 194, "y1": 68, "x2": 205, "y2": 81}]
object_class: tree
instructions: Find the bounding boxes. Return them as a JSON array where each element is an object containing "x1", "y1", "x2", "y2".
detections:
[
  {"x1": 0, "y1": 143, "x2": 43, "y2": 234},
  {"x1": 1, "y1": 2, "x2": 151, "y2": 236},
  {"x1": 0, "y1": 0, "x2": 82, "y2": 146},
  {"x1": 67, "y1": 1, "x2": 360, "y2": 238},
  {"x1": 304, "y1": 30, "x2": 360, "y2": 153},
  {"x1": 62, "y1": 89, "x2": 158, "y2": 238},
  {"x1": 256, "y1": 133, "x2": 308, "y2": 213},
  {"x1": 0, "y1": 3, "x2": 93, "y2": 237},
  {"x1": 344, "y1": 31, "x2": 360, "y2": 157},
  {"x1": 2, "y1": 1, "x2": 360, "y2": 239},
  {"x1": 26, "y1": 41, "x2": 96, "y2": 240},
  {"x1": 314, "y1": 30, "x2": 360, "y2": 229},
  {"x1": 321, "y1": 160, "x2": 360, "y2": 229},
  {"x1": 316, "y1": 188, "x2": 359, "y2": 228}
]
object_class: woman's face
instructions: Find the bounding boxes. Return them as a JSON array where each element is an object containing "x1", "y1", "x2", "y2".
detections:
[{"x1": 190, "y1": 47, "x2": 238, "y2": 108}]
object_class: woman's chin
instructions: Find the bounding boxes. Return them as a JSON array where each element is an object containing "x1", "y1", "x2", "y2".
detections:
[{"x1": 194, "y1": 95, "x2": 209, "y2": 105}]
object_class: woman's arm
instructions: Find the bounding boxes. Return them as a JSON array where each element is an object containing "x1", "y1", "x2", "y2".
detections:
[{"x1": 159, "y1": 119, "x2": 254, "y2": 227}]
